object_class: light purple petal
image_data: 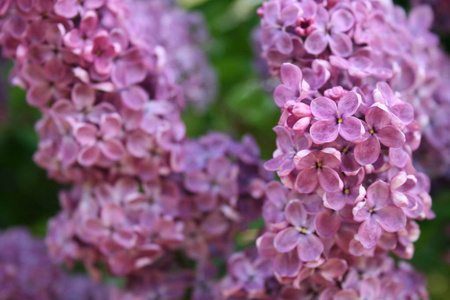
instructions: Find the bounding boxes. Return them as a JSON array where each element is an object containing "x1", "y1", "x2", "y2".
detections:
[
  {"x1": 320, "y1": 258, "x2": 347, "y2": 280},
  {"x1": 285, "y1": 199, "x2": 307, "y2": 228},
  {"x1": 74, "y1": 124, "x2": 98, "y2": 145},
  {"x1": 78, "y1": 145, "x2": 100, "y2": 166},
  {"x1": 72, "y1": 83, "x2": 95, "y2": 110},
  {"x1": 354, "y1": 135, "x2": 380, "y2": 165},
  {"x1": 377, "y1": 125, "x2": 405, "y2": 148},
  {"x1": 275, "y1": 31, "x2": 293, "y2": 55},
  {"x1": 318, "y1": 168, "x2": 343, "y2": 192},
  {"x1": 273, "y1": 251, "x2": 302, "y2": 278},
  {"x1": 338, "y1": 91, "x2": 360, "y2": 117},
  {"x1": 324, "y1": 191, "x2": 346, "y2": 211},
  {"x1": 358, "y1": 218, "x2": 381, "y2": 249},
  {"x1": 315, "y1": 209, "x2": 341, "y2": 237},
  {"x1": 311, "y1": 97, "x2": 337, "y2": 120},
  {"x1": 367, "y1": 180, "x2": 390, "y2": 208},
  {"x1": 310, "y1": 120, "x2": 339, "y2": 144},
  {"x1": 329, "y1": 32, "x2": 353, "y2": 57},
  {"x1": 304, "y1": 30, "x2": 327, "y2": 55},
  {"x1": 375, "y1": 205, "x2": 406, "y2": 232},
  {"x1": 274, "y1": 227, "x2": 302, "y2": 253},
  {"x1": 295, "y1": 168, "x2": 318, "y2": 194},
  {"x1": 99, "y1": 139, "x2": 125, "y2": 161},
  {"x1": 339, "y1": 117, "x2": 363, "y2": 141},
  {"x1": 297, "y1": 234, "x2": 323, "y2": 261},
  {"x1": 330, "y1": 9, "x2": 354, "y2": 32},
  {"x1": 280, "y1": 63, "x2": 302, "y2": 90}
]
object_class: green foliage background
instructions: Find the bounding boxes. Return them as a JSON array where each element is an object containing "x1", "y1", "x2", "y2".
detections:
[{"x1": 0, "y1": 0, "x2": 448, "y2": 298}]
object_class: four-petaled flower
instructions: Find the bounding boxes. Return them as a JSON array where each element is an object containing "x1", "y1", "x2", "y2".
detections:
[
  {"x1": 310, "y1": 92, "x2": 364, "y2": 144},
  {"x1": 294, "y1": 148, "x2": 343, "y2": 193},
  {"x1": 353, "y1": 181, "x2": 407, "y2": 249}
]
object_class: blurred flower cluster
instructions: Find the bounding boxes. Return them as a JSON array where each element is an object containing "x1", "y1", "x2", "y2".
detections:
[
  {"x1": 0, "y1": 228, "x2": 109, "y2": 300},
  {"x1": 411, "y1": 0, "x2": 450, "y2": 34}
]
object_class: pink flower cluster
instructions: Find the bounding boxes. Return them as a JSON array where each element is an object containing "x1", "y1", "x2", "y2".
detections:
[
  {"x1": 0, "y1": 1, "x2": 271, "y2": 297},
  {"x1": 218, "y1": 251, "x2": 428, "y2": 300},
  {"x1": 258, "y1": 0, "x2": 450, "y2": 177},
  {"x1": 46, "y1": 132, "x2": 269, "y2": 277},
  {"x1": 0, "y1": 227, "x2": 109, "y2": 300},
  {"x1": 0, "y1": 0, "x2": 215, "y2": 183},
  {"x1": 250, "y1": 0, "x2": 438, "y2": 297}
]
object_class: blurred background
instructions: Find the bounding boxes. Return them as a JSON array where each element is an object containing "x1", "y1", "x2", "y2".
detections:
[{"x1": 0, "y1": 0, "x2": 449, "y2": 298}]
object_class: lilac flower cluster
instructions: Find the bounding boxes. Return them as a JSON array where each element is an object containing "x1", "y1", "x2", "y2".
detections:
[
  {"x1": 218, "y1": 250, "x2": 428, "y2": 299},
  {"x1": 46, "y1": 132, "x2": 269, "y2": 277},
  {"x1": 0, "y1": 0, "x2": 214, "y2": 183},
  {"x1": 253, "y1": 0, "x2": 437, "y2": 295},
  {"x1": 0, "y1": 0, "x2": 270, "y2": 297},
  {"x1": 258, "y1": 0, "x2": 450, "y2": 177},
  {"x1": 0, "y1": 227, "x2": 109, "y2": 300}
]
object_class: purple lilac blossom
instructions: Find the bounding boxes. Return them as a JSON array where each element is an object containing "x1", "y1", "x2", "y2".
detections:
[
  {"x1": 218, "y1": 250, "x2": 428, "y2": 299},
  {"x1": 256, "y1": 0, "x2": 437, "y2": 294},
  {"x1": 0, "y1": 0, "x2": 214, "y2": 183},
  {"x1": 0, "y1": 227, "x2": 109, "y2": 300},
  {"x1": 0, "y1": 0, "x2": 269, "y2": 298},
  {"x1": 45, "y1": 133, "x2": 270, "y2": 276},
  {"x1": 258, "y1": 0, "x2": 450, "y2": 178}
]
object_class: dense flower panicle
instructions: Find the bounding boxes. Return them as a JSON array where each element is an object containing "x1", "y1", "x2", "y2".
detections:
[
  {"x1": 0, "y1": 0, "x2": 214, "y2": 183},
  {"x1": 46, "y1": 133, "x2": 270, "y2": 276},
  {"x1": 0, "y1": 228, "x2": 109, "y2": 300},
  {"x1": 258, "y1": 0, "x2": 450, "y2": 177},
  {"x1": 218, "y1": 250, "x2": 428, "y2": 300},
  {"x1": 256, "y1": 0, "x2": 437, "y2": 295}
]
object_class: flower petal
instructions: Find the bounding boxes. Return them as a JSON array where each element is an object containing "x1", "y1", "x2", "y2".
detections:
[
  {"x1": 304, "y1": 30, "x2": 327, "y2": 55},
  {"x1": 329, "y1": 32, "x2": 353, "y2": 57},
  {"x1": 285, "y1": 199, "x2": 307, "y2": 228},
  {"x1": 99, "y1": 139, "x2": 125, "y2": 161},
  {"x1": 297, "y1": 234, "x2": 323, "y2": 261},
  {"x1": 377, "y1": 125, "x2": 405, "y2": 148},
  {"x1": 311, "y1": 97, "x2": 337, "y2": 120},
  {"x1": 339, "y1": 117, "x2": 363, "y2": 141},
  {"x1": 375, "y1": 205, "x2": 406, "y2": 232},
  {"x1": 273, "y1": 250, "x2": 302, "y2": 278},
  {"x1": 310, "y1": 120, "x2": 338, "y2": 144},
  {"x1": 295, "y1": 168, "x2": 318, "y2": 194},
  {"x1": 354, "y1": 135, "x2": 380, "y2": 165},
  {"x1": 318, "y1": 168, "x2": 343, "y2": 192},
  {"x1": 280, "y1": 63, "x2": 302, "y2": 91},
  {"x1": 367, "y1": 180, "x2": 390, "y2": 208},
  {"x1": 315, "y1": 209, "x2": 341, "y2": 238},
  {"x1": 358, "y1": 217, "x2": 381, "y2": 249},
  {"x1": 78, "y1": 145, "x2": 100, "y2": 166},
  {"x1": 274, "y1": 227, "x2": 302, "y2": 253},
  {"x1": 338, "y1": 91, "x2": 360, "y2": 117}
]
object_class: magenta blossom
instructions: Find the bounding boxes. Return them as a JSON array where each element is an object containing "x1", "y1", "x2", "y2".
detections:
[
  {"x1": 274, "y1": 63, "x2": 310, "y2": 107},
  {"x1": 274, "y1": 200, "x2": 324, "y2": 262},
  {"x1": 294, "y1": 148, "x2": 343, "y2": 193},
  {"x1": 354, "y1": 105, "x2": 406, "y2": 165},
  {"x1": 353, "y1": 181, "x2": 407, "y2": 249},
  {"x1": 310, "y1": 92, "x2": 364, "y2": 144}
]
